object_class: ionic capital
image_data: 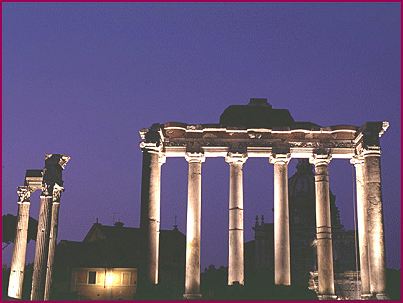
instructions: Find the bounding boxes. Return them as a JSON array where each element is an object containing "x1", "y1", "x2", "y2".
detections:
[
  {"x1": 269, "y1": 153, "x2": 291, "y2": 165},
  {"x1": 225, "y1": 152, "x2": 247, "y2": 165},
  {"x1": 350, "y1": 155, "x2": 364, "y2": 166},
  {"x1": 362, "y1": 146, "x2": 382, "y2": 158},
  {"x1": 185, "y1": 152, "x2": 206, "y2": 163},
  {"x1": 17, "y1": 186, "x2": 31, "y2": 204},
  {"x1": 309, "y1": 154, "x2": 332, "y2": 166}
]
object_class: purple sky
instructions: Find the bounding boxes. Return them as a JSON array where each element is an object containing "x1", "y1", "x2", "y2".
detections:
[{"x1": 2, "y1": 3, "x2": 401, "y2": 270}]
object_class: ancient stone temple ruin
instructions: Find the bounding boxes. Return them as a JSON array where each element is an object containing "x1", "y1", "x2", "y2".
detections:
[
  {"x1": 139, "y1": 98, "x2": 389, "y2": 299},
  {"x1": 8, "y1": 154, "x2": 70, "y2": 301}
]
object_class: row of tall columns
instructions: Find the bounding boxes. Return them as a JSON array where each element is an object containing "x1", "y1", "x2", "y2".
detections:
[
  {"x1": 8, "y1": 187, "x2": 32, "y2": 299},
  {"x1": 140, "y1": 149, "x2": 387, "y2": 300},
  {"x1": 8, "y1": 154, "x2": 69, "y2": 301},
  {"x1": 352, "y1": 149, "x2": 387, "y2": 299}
]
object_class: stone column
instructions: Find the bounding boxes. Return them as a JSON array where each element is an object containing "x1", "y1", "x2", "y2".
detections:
[
  {"x1": 310, "y1": 154, "x2": 336, "y2": 299},
  {"x1": 44, "y1": 184, "x2": 64, "y2": 300},
  {"x1": 140, "y1": 150, "x2": 165, "y2": 285},
  {"x1": 351, "y1": 156, "x2": 371, "y2": 298},
  {"x1": 184, "y1": 152, "x2": 205, "y2": 299},
  {"x1": 270, "y1": 153, "x2": 291, "y2": 286},
  {"x1": 31, "y1": 195, "x2": 53, "y2": 301},
  {"x1": 8, "y1": 186, "x2": 31, "y2": 299},
  {"x1": 225, "y1": 153, "x2": 247, "y2": 286},
  {"x1": 363, "y1": 148, "x2": 387, "y2": 299}
]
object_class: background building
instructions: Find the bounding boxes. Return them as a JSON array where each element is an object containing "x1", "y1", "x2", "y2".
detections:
[{"x1": 51, "y1": 221, "x2": 185, "y2": 300}]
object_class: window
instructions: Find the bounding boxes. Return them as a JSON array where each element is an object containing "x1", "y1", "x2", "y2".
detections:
[
  {"x1": 88, "y1": 271, "x2": 96, "y2": 284},
  {"x1": 122, "y1": 272, "x2": 130, "y2": 286}
]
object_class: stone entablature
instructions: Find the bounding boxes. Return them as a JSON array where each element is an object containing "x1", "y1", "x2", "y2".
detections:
[{"x1": 140, "y1": 121, "x2": 388, "y2": 159}]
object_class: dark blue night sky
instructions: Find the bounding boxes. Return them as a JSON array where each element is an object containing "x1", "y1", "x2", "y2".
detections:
[{"x1": 2, "y1": 3, "x2": 400, "y2": 270}]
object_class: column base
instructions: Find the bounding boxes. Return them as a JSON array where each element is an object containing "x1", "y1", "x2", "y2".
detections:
[
  {"x1": 183, "y1": 293, "x2": 202, "y2": 300},
  {"x1": 360, "y1": 293, "x2": 373, "y2": 300},
  {"x1": 318, "y1": 294, "x2": 338, "y2": 300},
  {"x1": 375, "y1": 293, "x2": 389, "y2": 300}
]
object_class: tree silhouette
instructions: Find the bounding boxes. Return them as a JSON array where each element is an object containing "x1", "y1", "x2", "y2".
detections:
[{"x1": 2, "y1": 214, "x2": 38, "y2": 250}]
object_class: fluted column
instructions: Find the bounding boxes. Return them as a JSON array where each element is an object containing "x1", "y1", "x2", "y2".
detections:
[
  {"x1": 363, "y1": 148, "x2": 387, "y2": 299},
  {"x1": 270, "y1": 153, "x2": 291, "y2": 286},
  {"x1": 310, "y1": 154, "x2": 336, "y2": 299},
  {"x1": 8, "y1": 186, "x2": 31, "y2": 299},
  {"x1": 31, "y1": 195, "x2": 53, "y2": 300},
  {"x1": 184, "y1": 152, "x2": 205, "y2": 299},
  {"x1": 140, "y1": 150, "x2": 165, "y2": 285},
  {"x1": 225, "y1": 153, "x2": 247, "y2": 286},
  {"x1": 44, "y1": 184, "x2": 64, "y2": 300},
  {"x1": 351, "y1": 156, "x2": 371, "y2": 298}
]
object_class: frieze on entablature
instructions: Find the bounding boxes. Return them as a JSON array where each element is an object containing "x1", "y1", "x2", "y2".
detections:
[{"x1": 289, "y1": 141, "x2": 355, "y2": 149}]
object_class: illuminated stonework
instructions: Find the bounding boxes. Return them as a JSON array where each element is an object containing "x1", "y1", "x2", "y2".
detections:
[
  {"x1": 8, "y1": 154, "x2": 69, "y2": 301},
  {"x1": 139, "y1": 99, "x2": 389, "y2": 300}
]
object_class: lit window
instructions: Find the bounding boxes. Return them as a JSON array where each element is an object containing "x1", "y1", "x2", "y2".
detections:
[
  {"x1": 122, "y1": 272, "x2": 130, "y2": 286},
  {"x1": 88, "y1": 271, "x2": 96, "y2": 284}
]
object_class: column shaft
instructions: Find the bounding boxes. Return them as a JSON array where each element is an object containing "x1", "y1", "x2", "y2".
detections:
[
  {"x1": 352, "y1": 158, "x2": 371, "y2": 296},
  {"x1": 313, "y1": 162, "x2": 335, "y2": 297},
  {"x1": 44, "y1": 202, "x2": 61, "y2": 300},
  {"x1": 363, "y1": 151, "x2": 386, "y2": 297},
  {"x1": 8, "y1": 202, "x2": 30, "y2": 299},
  {"x1": 31, "y1": 196, "x2": 53, "y2": 300},
  {"x1": 184, "y1": 159, "x2": 203, "y2": 298},
  {"x1": 228, "y1": 162, "x2": 244, "y2": 285},
  {"x1": 140, "y1": 151, "x2": 163, "y2": 285},
  {"x1": 273, "y1": 161, "x2": 291, "y2": 285}
]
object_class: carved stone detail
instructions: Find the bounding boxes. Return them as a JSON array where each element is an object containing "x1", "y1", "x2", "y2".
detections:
[{"x1": 17, "y1": 186, "x2": 31, "y2": 203}]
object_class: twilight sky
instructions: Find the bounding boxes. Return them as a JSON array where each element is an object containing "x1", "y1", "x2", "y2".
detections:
[{"x1": 2, "y1": 3, "x2": 401, "y2": 270}]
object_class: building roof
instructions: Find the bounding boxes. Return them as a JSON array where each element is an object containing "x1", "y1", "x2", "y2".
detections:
[{"x1": 55, "y1": 222, "x2": 185, "y2": 269}]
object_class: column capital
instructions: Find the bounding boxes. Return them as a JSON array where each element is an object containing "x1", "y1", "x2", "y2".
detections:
[
  {"x1": 269, "y1": 153, "x2": 291, "y2": 165},
  {"x1": 52, "y1": 183, "x2": 64, "y2": 203},
  {"x1": 17, "y1": 186, "x2": 31, "y2": 204},
  {"x1": 225, "y1": 152, "x2": 247, "y2": 164},
  {"x1": 362, "y1": 146, "x2": 382, "y2": 158},
  {"x1": 185, "y1": 152, "x2": 206, "y2": 163},
  {"x1": 309, "y1": 154, "x2": 332, "y2": 166},
  {"x1": 350, "y1": 155, "x2": 364, "y2": 166}
]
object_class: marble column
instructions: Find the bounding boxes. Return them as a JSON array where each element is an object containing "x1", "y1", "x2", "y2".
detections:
[
  {"x1": 270, "y1": 154, "x2": 291, "y2": 286},
  {"x1": 8, "y1": 186, "x2": 31, "y2": 299},
  {"x1": 363, "y1": 148, "x2": 387, "y2": 299},
  {"x1": 225, "y1": 153, "x2": 247, "y2": 286},
  {"x1": 140, "y1": 150, "x2": 165, "y2": 285},
  {"x1": 44, "y1": 184, "x2": 64, "y2": 300},
  {"x1": 31, "y1": 195, "x2": 53, "y2": 301},
  {"x1": 351, "y1": 156, "x2": 371, "y2": 298},
  {"x1": 310, "y1": 154, "x2": 336, "y2": 299},
  {"x1": 184, "y1": 152, "x2": 205, "y2": 299}
]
